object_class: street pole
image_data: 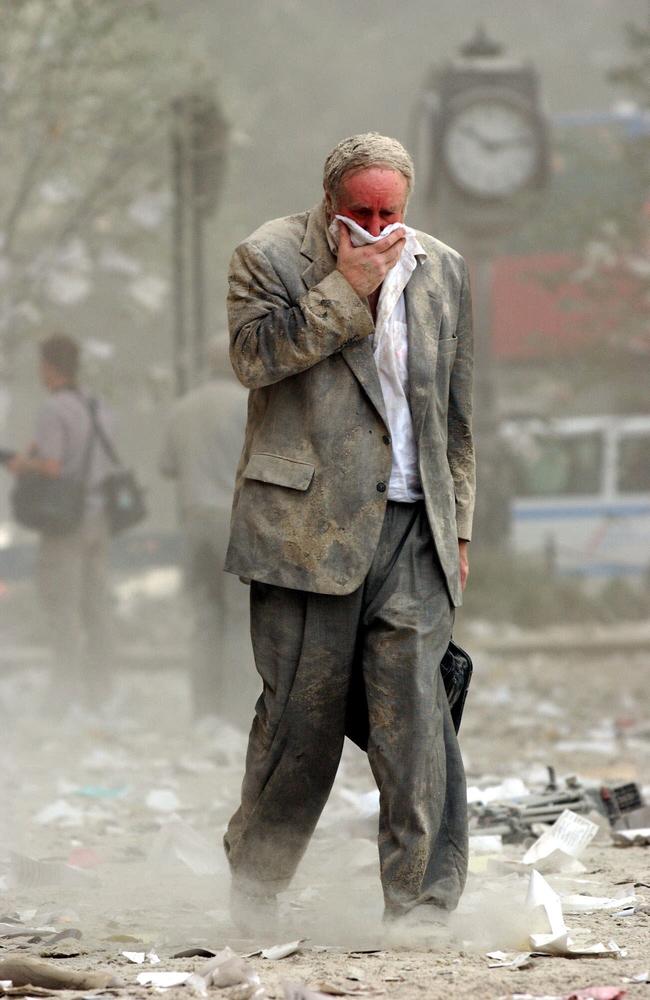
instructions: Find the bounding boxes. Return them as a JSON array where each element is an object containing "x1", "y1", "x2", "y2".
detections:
[
  {"x1": 170, "y1": 94, "x2": 228, "y2": 396},
  {"x1": 191, "y1": 150, "x2": 206, "y2": 379},
  {"x1": 469, "y1": 251, "x2": 510, "y2": 544},
  {"x1": 171, "y1": 117, "x2": 188, "y2": 397}
]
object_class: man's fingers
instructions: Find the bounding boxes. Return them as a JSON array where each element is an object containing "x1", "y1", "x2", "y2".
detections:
[
  {"x1": 375, "y1": 228, "x2": 406, "y2": 252},
  {"x1": 337, "y1": 223, "x2": 353, "y2": 251},
  {"x1": 384, "y1": 245, "x2": 405, "y2": 269}
]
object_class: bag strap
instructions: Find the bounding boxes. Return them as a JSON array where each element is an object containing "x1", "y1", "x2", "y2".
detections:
[
  {"x1": 78, "y1": 398, "x2": 98, "y2": 485},
  {"x1": 86, "y1": 398, "x2": 122, "y2": 468}
]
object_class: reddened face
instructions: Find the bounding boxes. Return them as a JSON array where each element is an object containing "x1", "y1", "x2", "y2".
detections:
[{"x1": 327, "y1": 167, "x2": 408, "y2": 237}]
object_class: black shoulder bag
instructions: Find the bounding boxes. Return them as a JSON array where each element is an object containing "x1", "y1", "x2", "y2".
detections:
[
  {"x1": 10, "y1": 414, "x2": 96, "y2": 536},
  {"x1": 87, "y1": 401, "x2": 147, "y2": 535},
  {"x1": 345, "y1": 639, "x2": 474, "y2": 752}
]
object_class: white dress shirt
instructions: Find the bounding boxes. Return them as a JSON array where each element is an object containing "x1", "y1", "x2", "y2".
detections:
[{"x1": 330, "y1": 215, "x2": 426, "y2": 502}]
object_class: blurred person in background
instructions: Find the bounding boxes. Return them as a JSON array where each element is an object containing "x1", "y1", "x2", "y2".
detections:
[
  {"x1": 8, "y1": 333, "x2": 115, "y2": 712},
  {"x1": 223, "y1": 132, "x2": 475, "y2": 937},
  {"x1": 159, "y1": 337, "x2": 250, "y2": 724}
]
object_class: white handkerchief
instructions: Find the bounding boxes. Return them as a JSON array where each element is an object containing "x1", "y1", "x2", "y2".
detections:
[
  {"x1": 328, "y1": 215, "x2": 424, "y2": 299},
  {"x1": 331, "y1": 215, "x2": 408, "y2": 247}
]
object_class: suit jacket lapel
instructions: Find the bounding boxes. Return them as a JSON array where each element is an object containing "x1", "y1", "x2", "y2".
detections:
[
  {"x1": 300, "y1": 203, "x2": 388, "y2": 428},
  {"x1": 341, "y1": 340, "x2": 388, "y2": 427},
  {"x1": 405, "y1": 255, "x2": 444, "y2": 442}
]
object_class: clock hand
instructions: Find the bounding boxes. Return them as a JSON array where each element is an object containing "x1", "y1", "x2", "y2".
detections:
[
  {"x1": 457, "y1": 125, "x2": 499, "y2": 151},
  {"x1": 485, "y1": 134, "x2": 533, "y2": 150},
  {"x1": 457, "y1": 126, "x2": 530, "y2": 153}
]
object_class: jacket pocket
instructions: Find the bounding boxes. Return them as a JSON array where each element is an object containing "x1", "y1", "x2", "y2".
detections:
[
  {"x1": 243, "y1": 453, "x2": 315, "y2": 491},
  {"x1": 438, "y1": 337, "x2": 458, "y2": 355}
]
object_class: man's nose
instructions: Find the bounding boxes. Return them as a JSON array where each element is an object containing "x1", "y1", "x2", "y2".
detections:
[{"x1": 366, "y1": 215, "x2": 382, "y2": 237}]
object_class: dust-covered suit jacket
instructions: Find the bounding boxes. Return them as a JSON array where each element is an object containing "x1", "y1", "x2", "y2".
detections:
[{"x1": 224, "y1": 201, "x2": 475, "y2": 607}]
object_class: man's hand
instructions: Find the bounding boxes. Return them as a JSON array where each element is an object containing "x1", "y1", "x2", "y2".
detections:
[
  {"x1": 6, "y1": 454, "x2": 29, "y2": 477},
  {"x1": 336, "y1": 223, "x2": 406, "y2": 299},
  {"x1": 7, "y1": 453, "x2": 60, "y2": 478},
  {"x1": 458, "y1": 539, "x2": 470, "y2": 591}
]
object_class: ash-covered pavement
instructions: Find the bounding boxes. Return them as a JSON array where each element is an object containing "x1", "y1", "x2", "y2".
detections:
[{"x1": 1, "y1": 630, "x2": 650, "y2": 999}]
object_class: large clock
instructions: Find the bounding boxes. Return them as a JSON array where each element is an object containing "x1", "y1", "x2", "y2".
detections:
[{"x1": 441, "y1": 92, "x2": 545, "y2": 200}]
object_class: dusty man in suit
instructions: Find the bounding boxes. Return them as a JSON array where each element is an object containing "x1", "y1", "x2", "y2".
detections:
[{"x1": 223, "y1": 133, "x2": 475, "y2": 935}]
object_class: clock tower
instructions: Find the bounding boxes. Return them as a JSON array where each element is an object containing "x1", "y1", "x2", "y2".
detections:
[
  {"x1": 429, "y1": 24, "x2": 549, "y2": 240},
  {"x1": 419, "y1": 26, "x2": 550, "y2": 548}
]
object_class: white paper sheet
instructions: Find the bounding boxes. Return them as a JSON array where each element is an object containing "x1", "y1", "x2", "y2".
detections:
[{"x1": 523, "y1": 810, "x2": 598, "y2": 869}]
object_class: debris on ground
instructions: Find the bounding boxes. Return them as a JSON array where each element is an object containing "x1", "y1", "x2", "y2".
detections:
[
  {"x1": 260, "y1": 941, "x2": 305, "y2": 960},
  {"x1": 526, "y1": 870, "x2": 626, "y2": 958},
  {"x1": 469, "y1": 769, "x2": 644, "y2": 843},
  {"x1": 2, "y1": 644, "x2": 649, "y2": 999},
  {"x1": 0, "y1": 955, "x2": 121, "y2": 991}
]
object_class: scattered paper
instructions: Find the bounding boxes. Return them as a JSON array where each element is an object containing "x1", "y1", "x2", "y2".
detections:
[
  {"x1": 136, "y1": 970, "x2": 192, "y2": 987},
  {"x1": 145, "y1": 788, "x2": 181, "y2": 813},
  {"x1": 196, "y1": 949, "x2": 263, "y2": 994},
  {"x1": 487, "y1": 950, "x2": 533, "y2": 969},
  {"x1": 526, "y1": 870, "x2": 626, "y2": 958},
  {"x1": 261, "y1": 940, "x2": 305, "y2": 960},
  {"x1": 622, "y1": 971, "x2": 650, "y2": 983},
  {"x1": 199, "y1": 949, "x2": 246, "y2": 987},
  {"x1": 33, "y1": 799, "x2": 85, "y2": 827},
  {"x1": 527, "y1": 869, "x2": 565, "y2": 943},
  {"x1": 561, "y1": 892, "x2": 637, "y2": 914},
  {"x1": 612, "y1": 827, "x2": 650, "y2": 846},
  {"x1": 467, "y1": 777, "x2": 530, "y2": 804},
  {"x1": 186, "y1": 972, "x2": 212, "y2": 998},
  {"x1": 122, "y1": 950, "x2": 160, "y2": 965},
  {"x1": 0, "y1": 923, "x2": 55, "y2": 939},
  {"x1": 470, "y1": 835, "x2": 503, "y2": 854},
  {"x1": 523, "y1": 811, "x2": 598, "y2": 872}
]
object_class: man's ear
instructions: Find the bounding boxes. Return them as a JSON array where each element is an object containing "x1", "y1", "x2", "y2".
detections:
[{"x1": 324, "y1": 188, "x2": 335, "y2": 222}]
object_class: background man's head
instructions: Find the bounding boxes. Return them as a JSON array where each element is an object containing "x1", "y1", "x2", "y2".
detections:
[
  {"x1": 323, "y1": 132, "x2": 415, "y2": 236},
  {"x1": 39, "y1": 333, "x2": 80, "y2": 390}
]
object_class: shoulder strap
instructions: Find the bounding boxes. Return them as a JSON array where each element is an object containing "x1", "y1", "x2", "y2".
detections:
[
  {"x1": 78, "y1": 397, "x2": 98, "y2": 485},
  {"x1": 86, "y1": 397, "x2": 122, "y2": 469}
]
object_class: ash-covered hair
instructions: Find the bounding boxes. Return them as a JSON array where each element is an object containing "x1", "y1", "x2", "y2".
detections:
[{"x1": 323, "y1": 132, "x2": 415, "y2": 203}]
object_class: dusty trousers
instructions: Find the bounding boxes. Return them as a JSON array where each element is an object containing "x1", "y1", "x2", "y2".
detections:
[
  {"x1": 224, "y1": 500, "x2": 468, "y2": 917},
  {"x1": 37, "y1": 510, "x2": 112, "y2": 707}
]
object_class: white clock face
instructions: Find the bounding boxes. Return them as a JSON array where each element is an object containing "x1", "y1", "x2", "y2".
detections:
[{"x1": 443, "y1": 101, "x2": 539, "y2": 198}]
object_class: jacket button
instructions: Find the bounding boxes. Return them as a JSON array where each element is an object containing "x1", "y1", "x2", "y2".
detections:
[
  {"x1": 382, "y1": 435, "x2": 391, "y2": 445},
  {"x1": 376, "y1": 482, "x2": 386, "y2": 493}
]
